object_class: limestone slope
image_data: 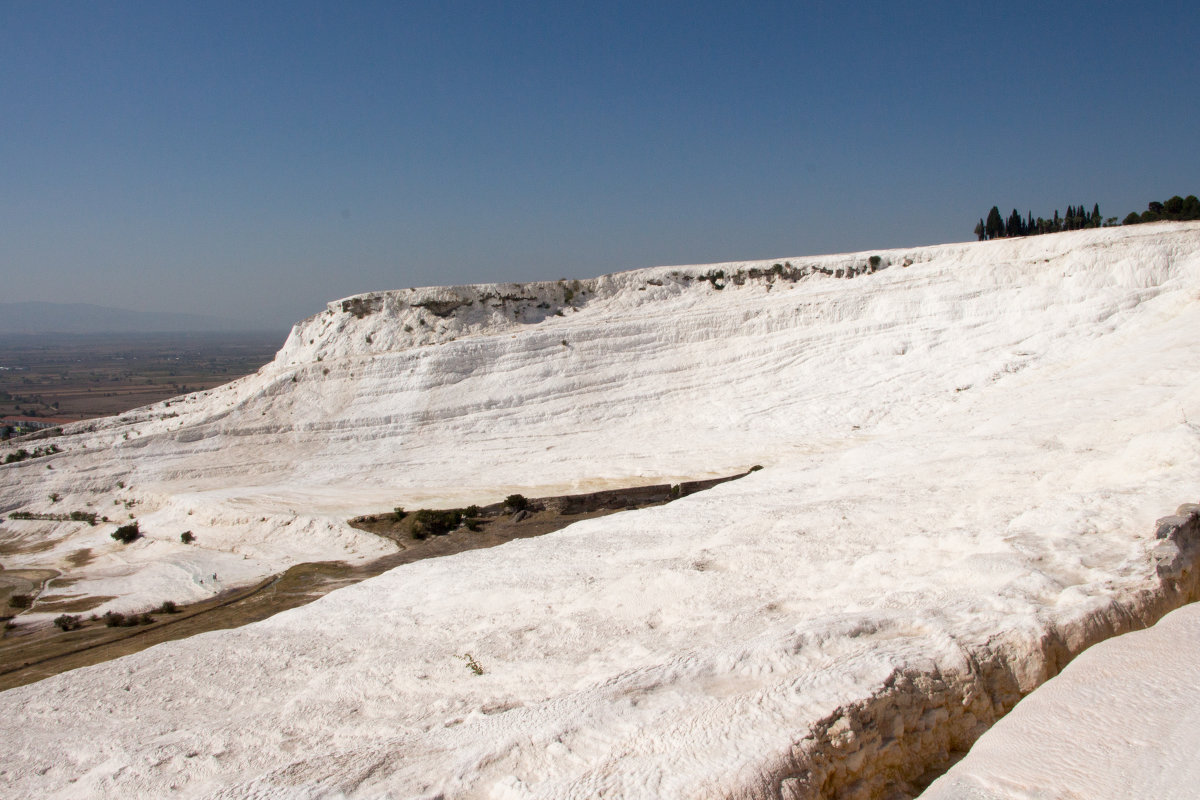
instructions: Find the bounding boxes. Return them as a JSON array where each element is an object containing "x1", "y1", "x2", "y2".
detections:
[{"x1": 0, "y1": 223, "x2": 1199, "y2": 798}]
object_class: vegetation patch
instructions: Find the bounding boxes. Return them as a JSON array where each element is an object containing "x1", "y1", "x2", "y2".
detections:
[
  {"x1": 53, "y1": 614, "x2": 82, "y2": 631},
  {"x1": 413, "y1": 298, "x2": 468, "y2": 317},
  {"x1": 111, "y1": 522, "x2": 140, "y2": 544},
  {"x1": 457, "y1": 653, "x2": 484, "y2": 675},
  {"x1": 3, "y1": 444, "x2": 61, "y2": 464},
  {"x1": 102, "y1": 610, "x2": 155, "y2": 627},
  {"x1": 974, "y1": 194, "x2": 1199, "y2": 240},
  {"x1": 341, "y1": 296, "x2": 382, "y2": 319},
  {"x1": 7, "y1": 510, "x2": 101, "y2": 525},
  {"x1": 411, "y1": 508, "x2": 466, "y2": 539}
]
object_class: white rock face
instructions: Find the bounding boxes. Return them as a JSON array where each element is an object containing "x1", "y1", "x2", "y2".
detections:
[
  {"x1": 919, "y1": 599, "x2": 1200, "y2": 800},
  {"x1": 1, "y1": 223, "x2": 1199, "y2": 798}
]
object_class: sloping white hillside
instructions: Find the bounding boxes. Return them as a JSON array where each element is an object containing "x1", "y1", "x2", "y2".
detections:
[{"x1": 1, "y1": 223, "x2": 1199, "y2": 798}]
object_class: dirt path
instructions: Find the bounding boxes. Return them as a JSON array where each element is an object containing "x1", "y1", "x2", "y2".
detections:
[{"x1": 0, "y1": 470, "x2": 755, "y2": 691}]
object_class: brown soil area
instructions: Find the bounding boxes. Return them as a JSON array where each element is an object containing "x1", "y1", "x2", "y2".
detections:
[
  {"x1": 0, "y1": 469, "x2": 756, "y2": 691},
  {"x1": 0, "y1": 332, "x2": 280, "y2": 423}
]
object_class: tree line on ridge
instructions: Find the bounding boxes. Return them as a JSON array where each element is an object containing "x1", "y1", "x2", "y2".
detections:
[{"x1": 974, "y1": 194, "x2": 1200, "y2": 240}]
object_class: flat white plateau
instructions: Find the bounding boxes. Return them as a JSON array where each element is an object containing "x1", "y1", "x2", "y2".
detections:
[{"x1": 1, "y1": 223, "x2": 1198, "y2": 798}]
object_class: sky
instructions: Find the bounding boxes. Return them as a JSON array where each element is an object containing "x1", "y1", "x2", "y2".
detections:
[{"x1": 3, "y1": 1, "x2": 1198, "y2": 330}]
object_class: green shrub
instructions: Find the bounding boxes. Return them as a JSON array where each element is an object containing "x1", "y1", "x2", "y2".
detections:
[
  {"x1": 457, "y1": 653, "x2": 484, "y2": 675},
  {"x1": 111, "y1": 522, "x2": 140, "y2": 544},
  {"x1": 504, "y1": 494, "x2": 529, "y2": 513},
  {"x1": 180, "y1": 531, "x2": 195, "y2": 544},
  {"x1": 2, "y1": 444, "x2": 61, "y2": 464},
  {"x1": 868, "y1": 255, "x2": 882, "y2": 268},
  {"x1": 392, "y1": 506, "x2": 407, "y2": 522},
  {"x1": 102, "y1": 610, "x2": 153, "y2": 627},
  {"x1": 156, "y1": 600, "x2": 179, "y2": 614},
  {"x1": 8, "y1": 594, "x2": 32, "y2": 609},
  {"x1": 411, "y1": 508, "x2": 463, "y2": 537},
  {"x1": 53, "y1": 614, "x2": 82, "y2": 631}
]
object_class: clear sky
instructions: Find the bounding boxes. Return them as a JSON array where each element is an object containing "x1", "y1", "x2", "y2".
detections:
[{"x1": 3, "y1": 1, "x2": 1198, "y2": 330}]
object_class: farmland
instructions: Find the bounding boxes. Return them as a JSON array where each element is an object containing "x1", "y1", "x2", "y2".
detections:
[{"x1": 0, "y1": 332, "x2": 283, "y2": 426}]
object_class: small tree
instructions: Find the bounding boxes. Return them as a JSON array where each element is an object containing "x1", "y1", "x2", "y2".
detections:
[
  {"x1": 411, "y1": 508, "x2": 463, "y2": 537},
  {"x1": 53, "y1": 614, "x2": 82, "y2": 631},
  {"x1": 1183, "y1": 195, "x2": 1200, "y2": 220},
  {"x1": 504, "y1": 494, "x2": 529, "y2": 512},
  {"x1": 180, "y1": 531, "x2": 195, "y2": 544},
  {"x1": 985, "y1": 206, "x2": 1004, "y2": 239},
  {"x1": 111, "y1": 522, "x2": 140, "y2": 544}
]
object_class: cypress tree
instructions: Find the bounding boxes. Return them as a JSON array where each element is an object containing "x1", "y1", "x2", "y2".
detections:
[
  {"x1": 1007, "y1": 209, "x2": 1024, "y2": 237},
  {"x1": 1183, "y1": 195, "x2": 1200, "y2": 220},
  {"x1": 986, "y1": 206, "x2": 1004, "y2": 240}
]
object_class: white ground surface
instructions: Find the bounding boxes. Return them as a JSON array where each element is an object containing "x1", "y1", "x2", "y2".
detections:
[
  {"x1": 920, "y1": 600, "x2": 1200, "y2": 800},
  {"x1": 1, "y1": 223, "x2": 1199, "y2": 798}
]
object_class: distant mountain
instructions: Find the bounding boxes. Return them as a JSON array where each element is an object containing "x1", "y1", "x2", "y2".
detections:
[{"x1": 0, "y1": 302, "x2": 268, "y2": 334}]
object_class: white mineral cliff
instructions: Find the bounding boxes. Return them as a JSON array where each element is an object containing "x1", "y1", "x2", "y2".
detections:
[
  {"x1": 920, "y1": 590, "x2": 1200, "y2": 800},
  {"x1": 0, "y1": 222, "x2": 1198, "y2": 798}
]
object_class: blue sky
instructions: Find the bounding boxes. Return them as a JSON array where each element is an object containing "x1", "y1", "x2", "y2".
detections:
[{"x1": 3, "y1": 1, "x2": 1198, "y2": 329}]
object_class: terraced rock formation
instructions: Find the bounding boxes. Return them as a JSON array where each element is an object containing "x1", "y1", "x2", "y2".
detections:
[{"x1": 0, "y1": 223, "x2": 1198, "y2": 798}]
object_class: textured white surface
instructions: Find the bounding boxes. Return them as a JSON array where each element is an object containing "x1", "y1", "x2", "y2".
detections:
[
  {"x1": 920, "y1": 600, "x2": 1200, "y2": 800},
  {"x1": 1, "y1": 223, "x2": 1199, "y2": 798}
]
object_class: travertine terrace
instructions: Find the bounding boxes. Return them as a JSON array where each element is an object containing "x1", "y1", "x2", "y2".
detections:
[{"x1": 1, "y1": 222, "x2": 1199, "y2": 798}]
